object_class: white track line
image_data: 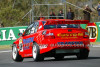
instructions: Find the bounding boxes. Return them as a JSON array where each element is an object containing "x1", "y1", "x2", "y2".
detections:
[{"x1": 0, "y1": 50, "x2": 12, "y2": 53}]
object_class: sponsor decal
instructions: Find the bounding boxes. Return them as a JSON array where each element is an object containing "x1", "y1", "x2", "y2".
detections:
[
  {"x1": 23, "y1": 37, "x2": 34, "y2": 50},
  {"x1": 0, "y1": 29, "x2": 26, "y2": 41},
  {"x1": 25, "y1": 54, "x2": 32, "y2": 56},
  {"x1": 23, "y1": 37, "x2": 34, "y2": 44},
  {"x1": 49, "y1": 42, "x2": 87, "y2": 47},
  {"x1": 23, "y1": 44, "x2": 30, "y2": 50},
  {"x1": 86, "y1": 23, "x2": 98, "y2": 42},
  {"x1": 57, "y1": 42, "x2": 83, "y2": 45},
  {"x1": 39, "y1": 45, "x2": 47, "y2": 49},
  {"x1": 57, "y1": 33, "x2": 83, "y2": 37}
]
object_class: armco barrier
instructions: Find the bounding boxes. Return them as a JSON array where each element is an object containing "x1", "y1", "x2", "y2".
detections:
[
  {"x1": 0, "y1": 26, "x2": 27, "y2": 45},
  {"x1": 0, "y1": 22, "x2": 100, "y2": 45}
]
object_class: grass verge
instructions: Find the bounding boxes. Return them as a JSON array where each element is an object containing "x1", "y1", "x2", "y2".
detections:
[
  {"x1": 0, "y1": 45, "x2": 11, "y2": 50},
  {"x1": 90, "y1": 42, "x2": 100, "y2": 45}
]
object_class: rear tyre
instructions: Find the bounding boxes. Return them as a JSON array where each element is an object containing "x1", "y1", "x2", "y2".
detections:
[
  {"x1": 12, "y1": 46, "x2": 23, "y2": 62},
  {"x1": 32, "y1": 43, "x2": 44, "y2": 61},
  {"x1": 54, "y1": 55, "x2": 64, "y2": 60},
  {"x1": 77, "y1": 49, "x2": 89, "y2": 59}
]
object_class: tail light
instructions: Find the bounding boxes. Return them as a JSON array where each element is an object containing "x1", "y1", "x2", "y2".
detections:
[
  {"x1": 84, "y1": 32, "x2": 89, "y2": 38},
  {"x1": 42, "y1": 31, "x2": 55, "y2": 39}
]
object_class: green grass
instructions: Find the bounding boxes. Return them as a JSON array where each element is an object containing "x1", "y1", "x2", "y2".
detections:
[
  {"x1": 0, "y1": 45, "x2": 11, "y2": 50},
  {"x1": 90, "y1": 42, "x2": 100, "y2": 45}
]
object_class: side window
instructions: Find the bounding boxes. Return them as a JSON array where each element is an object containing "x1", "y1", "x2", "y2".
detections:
[
  {"x1": 30, "y1": 27, "x2": 35, "y2": 34},
  {"x1": 34, "y1": 22, "x2": 39, "y2": 33},
  {"x1": 25, "y1": 22, "x2": 39, "y2": 35},
  {"x1": 25, "y1": 23, "x2": 34, "y2": 35}
]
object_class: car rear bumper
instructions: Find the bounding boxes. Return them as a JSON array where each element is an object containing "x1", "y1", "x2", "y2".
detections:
[
  {"x1": 39, "y1": 39, "x2": 90, "y2": 54},
  {"x1": 42, "y1": 48, "x2": 89, "y2": 57}
]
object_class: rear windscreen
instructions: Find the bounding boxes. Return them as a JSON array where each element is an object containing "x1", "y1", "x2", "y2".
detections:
[
  {"x1": 44, "y1": 24, "x2": 79, "y2": 29},
  {"x1": 42, "y1": 21, "x2": 79, "y2": 29}
]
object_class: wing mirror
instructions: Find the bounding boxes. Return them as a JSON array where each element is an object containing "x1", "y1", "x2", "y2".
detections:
[{"x1": 18, "y1": 33, "x2": 23, "y2": 36}]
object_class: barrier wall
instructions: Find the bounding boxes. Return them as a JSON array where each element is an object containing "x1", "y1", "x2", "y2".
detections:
[
  {"x1": 0, "y1": 26, "x2": 27, "y2": 45},
  {"x1": 0, "y1": 22, "x2": 100, "y2": 45},
  {"x1": 80, "y1": 22, "x2": 100, "y2": 42},
  {"x1": 96, "y1": 22, "x2": 100, "y2": 42}
]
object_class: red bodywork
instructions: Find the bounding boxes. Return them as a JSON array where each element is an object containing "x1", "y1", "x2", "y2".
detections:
[{"x1": 13, "y1": 19, "x2": 90, "y2": 58}]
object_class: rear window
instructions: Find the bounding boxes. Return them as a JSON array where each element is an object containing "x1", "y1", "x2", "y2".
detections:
[
  {"x1": 44, "y1": 24, "x2": 79, "y2": 29},
  {"x1": 42, "y1": 21, "x2": 79, "y2": 29}
]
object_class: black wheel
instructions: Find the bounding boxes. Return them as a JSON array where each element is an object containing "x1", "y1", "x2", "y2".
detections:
[
  {"x1": 54, "y1": 55, "x2": 64, "y2": 60},
  {"x1": 12, "y1": 46, "x2": 23, "y2": 62},
  {"x1": 77, "y1": 49, "x2": 89, "y2": 59},
  {"x1": 32, "y1": 42, "x2": 44, "y2": 61}
]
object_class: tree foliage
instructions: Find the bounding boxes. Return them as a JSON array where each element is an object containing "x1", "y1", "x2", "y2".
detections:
[
  {"x1": 0, "y1": 0, "x2": 99, "y2": 27},
  {"x1": 0, "y1": 0, "x2": 31, "y2": 27}
]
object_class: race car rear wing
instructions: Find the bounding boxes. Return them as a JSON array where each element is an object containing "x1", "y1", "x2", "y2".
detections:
[{"x1": 44, "y1": 19, "x2": 89, "y2": 25}]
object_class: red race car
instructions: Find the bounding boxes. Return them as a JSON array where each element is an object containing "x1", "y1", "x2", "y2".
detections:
[{"x1": 12, "y1": 19, "x2": 90, "y2": 62}]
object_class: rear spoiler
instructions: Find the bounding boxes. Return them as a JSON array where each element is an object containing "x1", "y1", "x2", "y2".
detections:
[{"x1": 44, "y1": 19, "x2": 89, "y2": 25}]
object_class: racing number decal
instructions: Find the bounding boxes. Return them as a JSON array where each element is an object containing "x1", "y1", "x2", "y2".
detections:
[{"x1": 19, "y1": 39, "x2": 23, "y2": 52}]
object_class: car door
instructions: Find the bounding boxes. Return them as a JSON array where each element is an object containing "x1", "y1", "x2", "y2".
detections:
[{"x1": 22, "y1": 22, "x2": 39, "y2": 56}]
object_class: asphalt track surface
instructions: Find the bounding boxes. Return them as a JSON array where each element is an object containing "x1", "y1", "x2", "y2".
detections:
[{"x1": 0, "y1": 47, "x2": 100, "y2": 67}]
